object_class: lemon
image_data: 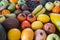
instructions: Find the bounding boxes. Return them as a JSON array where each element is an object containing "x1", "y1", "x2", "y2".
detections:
[
  {"x1": 31, "y1": 21, "x2": 43, "y2": 30},
  {"x1": 37, "y1": 14, "x2": 50, "y2": 23}
]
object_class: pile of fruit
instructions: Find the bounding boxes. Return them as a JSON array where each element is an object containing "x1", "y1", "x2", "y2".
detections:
[{"x1": 0, "y1": 0, "x2": 60, "y2": 40}]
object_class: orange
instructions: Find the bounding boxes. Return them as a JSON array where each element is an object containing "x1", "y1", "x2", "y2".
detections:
[
  {"x1": 9, "y1": 0, "x2": 18, "y2": 4},
  {"x1": 52, "y1": 6, "x2": 60, "y2": 13},
  {"x1": 2, "y1": 9, "x2": 10, "y2": 15},
  {"x1": 21, "y1": 28, "x2": 34, "y2": 40},
  {"x1": 8, "y1": 28, "x2": 21, "y2": 40}
]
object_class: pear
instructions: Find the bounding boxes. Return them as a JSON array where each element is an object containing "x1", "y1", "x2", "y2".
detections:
[{"x1": 50, "y1": 13, "x2": 60, "y2": 31}]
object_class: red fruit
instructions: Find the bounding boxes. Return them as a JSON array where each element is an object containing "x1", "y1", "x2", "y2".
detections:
[
  {"x1": 43, "y1": 23, "x2": 56, "y2": 34},
  {"x1": 27, "y1": 14, "x2": 36, "y2": 22},
  {"x1": 17, "y1": 13, "x2": 26, "y2": 22},
  {"x1": 21, "y1": 20, "x2": 30, "y2": 29}
]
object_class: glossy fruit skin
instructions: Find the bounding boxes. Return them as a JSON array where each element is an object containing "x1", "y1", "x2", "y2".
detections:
[
  {"x1": 8, "y1": 28, "x2": 21, "y2": 40},
  {"x1": 37, "y1": 14, "x2": 50, "y2": 23},
  {"x1": 47, "y1": 34, "x2": 60, "y2": 40},
  {"x1": 8, "y1": 4, "x2": 15, "y2": 11},
  {"x1": 45, "y1": 2, "x2": 54, "y2": 11},
  {"x1": 0, "y1": 24, "x2": 6, "y2": 40},
  {"x1": 40, "y1": 0, "x2": 47, "y2": 6},
  {"x1": 54, "y1": 1, "x2": 60, "y2": 6},
  {"x1": 16, "y1": 4, "x2": 21, "y2": 9},
  {"x1": 31, "y1": 21, "x2": 43, "y2": 30},
  {"x1": 27, "y1": 14, "x2": 36, "y2": 22},
  {"x1": 21, "y1": 28, "x2": 34, "y2": 40},
  {"x1": 43, "y1": 23, "x2": 56, "y2": 34},
  {"x1": 35, "y1": 29, "x2": 47, "y2": 40},
  {"x1": 21, "y1": 20, "x2": 30, "y2": 29},
  {"x1": 0, "y1": 15, "x2": 6, "y2": 23},
  {"x1": 2, "y1": 18, "x2": 19, "y2": 30},
  {"x1": 9, "y1": 0, "x2": 18, "y2": 4},
  {"x1": 17, "y1": 13, "x2": 26, "y2": 22},
  {"x1": 2, "y1": 9, "x2": 10, "y2": 15},
  {"x1": 52, "y1": 6, "x2": 60, "y2": 13}
]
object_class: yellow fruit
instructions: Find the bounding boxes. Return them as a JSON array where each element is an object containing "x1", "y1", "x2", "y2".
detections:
[
  {"x1": 31, "y1": 21, "x2": 43, "y2": 30},
  {"x1": 21, "y1": 28, "x2": 34, "y2": 40},
  {"x1": 9, "y1": 0, "x2": 18, "y2": 4},
  {"x1": 37, "y1": 14, "x2": 50, "y2": 23},
  {"x1": 8, "y1": 28, "x2": 21, "y2": 40}
]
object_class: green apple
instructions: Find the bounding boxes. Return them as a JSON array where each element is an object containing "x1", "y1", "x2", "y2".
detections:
[
  {"x1": 54, "y1": 1, "x2": 60, "y2": 6},
  {"x1": 45, "y1": 2, "x2": 54, "y2": 11},
  {"x1": 0, "y1": 15, "x2": 5, "y2": 23},
  {"x1": 31, "y1": 21, "x2": 43, "y2": 30},
  {"x1": 47, "y1": 34, "x2": 60, "y2": 40}
]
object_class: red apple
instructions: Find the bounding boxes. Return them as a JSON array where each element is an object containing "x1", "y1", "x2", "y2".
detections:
[{"x1": 43, "y1": 23, "x2": 56, "y2": 34}]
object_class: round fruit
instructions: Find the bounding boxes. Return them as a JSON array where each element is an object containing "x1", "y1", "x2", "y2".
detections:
[
  {"x1": 0, "y1": 15, "x2": 6, "y2": 23},
  {"x1": 31, "y1": 21, "x2": 43, "y2": 30},
  {"x1": 52, "y1": 6, "x2": 60, "y2": 13},
  {"x1": 27, "y1": 14, "x2": 36, "y2": 22},
  {"x1": 47, "y1": 34, "x2": 60, "y2": 40},
  {"x1": 8, "y1": 28, "x2": 21, "y2": 40},
  {"x1": 23, "y1": 10, "x2": 31, "y2": 15},
  {"x1": 2, "y1": 18, "x2": 19, "y2": 30},
  {"x1": 35, "y1": 29, "x2": 47, "y2": 40},
  {"x1": 16, "y1": 4, "x2": 21, "y2": 9},
  {"x1": 21, "y1": 20, "x2": 30, "y2": 29},
  {"x1": 2, "y1": 9, "x2": 10, "y2": 15},
  {"x1": 37, "y1": 14, "x2": 50, "y2": 23},
  {"x1": 17, "y1": 13, "x2": 26, "y2": 22},
  {"x1": 21, "y1": 28, "x2": 34, "y2": 40},
  {"x1": 21, "y1": 4, "x2": 29, "y2": 10},
  {"x1": 45, "y1": 2, "x2": 54, "y2": 11},
  {"x1": 43, "y1": 23, "x2": 56, "y2": 34},
  {"x1": 54, "y1": 1, "x2": 60, "y2": 6},
  {"x1": 0, "y1": 24, "x2": 6, "y2": 40},
  {"x1": 9, "y1": 0, "x2": 18, "y2": 4}
]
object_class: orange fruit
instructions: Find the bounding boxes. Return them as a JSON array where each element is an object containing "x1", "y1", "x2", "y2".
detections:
[
  {"x1": 21, "y1": 28, "x2": 34, "y2": 40},
  {"x1": 2, "y1": 9, "x2": 10, "y2": 15},
  {"x1": 16, "y1": 4, "x2": 21, "y2": 9},
  {"x1": 9, "y1": 0, "x2": 18, "y2": 4},
  {"x1": 8, "y1": 28, "x2": 21, "y2": 40},
  {"x1": 52, "y1": 6, "x2": 60, "y2": 13}
]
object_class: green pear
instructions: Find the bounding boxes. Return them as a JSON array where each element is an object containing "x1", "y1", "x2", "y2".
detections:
[{"x1": 50, "y1": 13, "x2": 60, "y2": 31}]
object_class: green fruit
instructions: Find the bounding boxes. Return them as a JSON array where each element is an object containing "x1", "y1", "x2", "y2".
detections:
[
  {"x1": 0, "y1": 15, "x2": 6, "y2": 23},
  {"x1": 54, "y1": 1, "x2": 60, "y2": 6},
  {"x1": 18, "y1": 0, "x2": 26, "y2": 5},
  {"x1": 1, "y1": 0, "x2": 9, "y2": 6},
  {"x1": 5, "y1": 14, "x2": 16, "y2": 18},
  {"x1": 0, "y1": 24, "x2": 6, "y2": 40},
  {"x1": 31, "y1": 21, "x2": 43, "y2": 30},
  {"x1": 32, "y1": 5, "x2": 43, "y2": 15},
  {"x1": 8, "y1": 4, "x2": 15, "y2": 11},
  {"x1": 36, "y1": 8, "x2": 46, "y2": 17},
  {"x1": 47, "y1": 34, "x2": 60, "y2": 40},
  {"x1": 45, "y1": 2, "x2": 54, "y2": 11}
]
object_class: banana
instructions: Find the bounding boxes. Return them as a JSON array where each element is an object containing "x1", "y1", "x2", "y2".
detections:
[
  {"x1": 32, "y1": 5, "x2": 43, "y2": 15},
  {"x1": 36, "y1": 8, "x2": 46, "y2": 17}
]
